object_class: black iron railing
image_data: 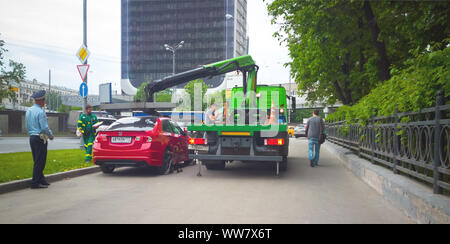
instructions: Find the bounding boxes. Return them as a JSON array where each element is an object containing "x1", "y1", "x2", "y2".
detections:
[{"x1": 326, "y1": 92, "x2": 449, "y2": 195}]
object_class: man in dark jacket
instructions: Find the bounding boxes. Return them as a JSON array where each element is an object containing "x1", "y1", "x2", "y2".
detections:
[{"x1": 305, "y1": 110, "x2": 325, "y2": 167}]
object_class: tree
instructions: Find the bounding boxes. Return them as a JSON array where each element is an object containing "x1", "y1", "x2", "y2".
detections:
[
  {"x1": 58, "y1": 104, "x2": 72, "y2": 114},
  {"x1": 134, "y1": 80, "x2": 173, "y2": 103},
  {"x1": 266, "y1": 0, "x2": 449, "y2": 106},
  {"x1": 0, "y1": 35, "x2": 26, "y2": 105},
  {"x1": 45, "y1": 91, "x2": 62, "y2": 111},
  {"x1": 134, "y1": 81, "x2": 149, "y2": 102},
  {"x1": 207, "y1": 89, "x2": 226, "y2": 107},
  {"x1": 184, "y1": 79, "x2": 208, "y2": 111},
  {"x1": 290, "y1": 108, "x2": 324, "y2": 124}
]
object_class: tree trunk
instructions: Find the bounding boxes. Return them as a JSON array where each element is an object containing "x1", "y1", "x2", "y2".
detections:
[
  {"x1": 341, "y1": 53, "x2": 354, "y2": 105},
  {"x1": 333, "y1": 81, "x2": 346, "y2": 105},
  {"x1": 363, "y1": 0, "x2": 390, "y2": 81}
]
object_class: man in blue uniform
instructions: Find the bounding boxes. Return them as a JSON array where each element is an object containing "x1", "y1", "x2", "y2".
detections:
[{"x1": 26, "y1": 90, "x2": 54, "y2": 189}]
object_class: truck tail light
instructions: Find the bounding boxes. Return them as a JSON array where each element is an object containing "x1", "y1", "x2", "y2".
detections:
[
  {"x1": 189, "y1": 138, "x2": 207, "y2": 145},
  {"x1": 264, "y1": 138, "x2": 285, "y2": 146}
]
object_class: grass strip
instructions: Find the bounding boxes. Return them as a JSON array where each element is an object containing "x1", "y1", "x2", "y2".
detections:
[{"x1": 0, "y1": 149, "x2": 92, "y2": 183}]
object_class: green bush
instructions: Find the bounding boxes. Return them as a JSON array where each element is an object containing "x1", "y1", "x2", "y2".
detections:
[{"x1": 327, "y1": 44, "x2": 450, "y2": 123}]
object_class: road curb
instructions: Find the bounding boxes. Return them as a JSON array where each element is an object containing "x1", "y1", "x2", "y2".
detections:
[
  {"x1": 0, "y1": 166, "x2": 101, "y2": 195},
  {"x1": 324, "y1": 142, "x2": 450, "y2": 224}
]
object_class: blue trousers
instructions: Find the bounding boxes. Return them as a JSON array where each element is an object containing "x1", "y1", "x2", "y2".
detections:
[{"x1": 308, "y1": 138, "x2": 320, "y2": 165}]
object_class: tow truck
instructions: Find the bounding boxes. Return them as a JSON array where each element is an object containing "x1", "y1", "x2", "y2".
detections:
[{"x1": 145, "y1": 55, "x2": 292, "y2": 176}]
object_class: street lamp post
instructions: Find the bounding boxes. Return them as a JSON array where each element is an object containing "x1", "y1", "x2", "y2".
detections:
[
  {"x1": 164, "y1": 41, "x2": 184, "y2": 102},
  {"x1": 164, "y1": 41, "x2": 184, "y2": 75},
  {"x1": 225, "y1": 14, "x2": 233, "y2": 90}
]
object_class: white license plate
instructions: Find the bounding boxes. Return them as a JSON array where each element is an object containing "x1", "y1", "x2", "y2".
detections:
[
  {"x1": 189, "y1": 144, "x2": 209, "y2": 151},
  {"x1": 111, "y1": 137, "x2": 132, "y2": 144}
]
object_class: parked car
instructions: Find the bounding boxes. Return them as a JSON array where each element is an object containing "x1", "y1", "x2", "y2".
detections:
[
  {"x1": 93, "y1": 116, "x2": 190, "y2": 174},
  {"x1": 94, "y1": 117, "x2": 117, "y2": 132},
  {"x1": 294, "y1": 124, "x2": 306, "y2": 138}
]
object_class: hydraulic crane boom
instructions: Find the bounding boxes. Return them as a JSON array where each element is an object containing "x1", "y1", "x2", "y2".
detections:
[{"x1": 145, "y1": 55, "x2": 258, "y2": 103}]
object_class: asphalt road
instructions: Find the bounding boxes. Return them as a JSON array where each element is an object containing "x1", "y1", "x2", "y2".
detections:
[
  {"x1": 0, "y1": 137, "x2": 81, "y2": 153},
  {"x1": 0, "y1": 138, "x2": 412, "y2": 224}
]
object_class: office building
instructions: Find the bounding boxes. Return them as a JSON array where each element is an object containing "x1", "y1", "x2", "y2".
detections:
[{"x1": 121, "y1": 0, "x2": 248, "y2": 95}]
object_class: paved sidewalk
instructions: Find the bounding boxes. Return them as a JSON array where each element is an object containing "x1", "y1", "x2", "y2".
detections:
[{"x1": 0, "y1": 138, "x2": 413, "y2": 224}]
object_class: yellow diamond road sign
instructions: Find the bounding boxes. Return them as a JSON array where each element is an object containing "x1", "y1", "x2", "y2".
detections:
[{"x1": 76, "y1": 44, "x2": 90, "y2": 64}]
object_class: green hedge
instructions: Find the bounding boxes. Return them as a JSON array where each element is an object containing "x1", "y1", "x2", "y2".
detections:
[{"x1": 326, "y1": 43, "x2": 450, "y2": 123}]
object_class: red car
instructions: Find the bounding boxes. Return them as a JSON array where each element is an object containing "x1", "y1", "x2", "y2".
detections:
[{"x1": 93, "y1": 116, "x2": 190, "y2": 174}]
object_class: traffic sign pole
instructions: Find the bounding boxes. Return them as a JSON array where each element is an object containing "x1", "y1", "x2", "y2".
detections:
[{"x1": 82, "y1": 0, "x2": 87, "y2": 114}]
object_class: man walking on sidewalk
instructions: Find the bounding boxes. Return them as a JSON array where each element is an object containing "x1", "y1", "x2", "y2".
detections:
[
  {"x1": 26, "y1": 90, "x2": 54, "y2": 189},
  {"x1": 305, "y1": 109, "x2": 325, "y2": 167}
]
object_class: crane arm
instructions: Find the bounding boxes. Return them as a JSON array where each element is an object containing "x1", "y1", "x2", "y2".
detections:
[{"x1": 145, "y1": 55, "x2": 257, "y2": 102}]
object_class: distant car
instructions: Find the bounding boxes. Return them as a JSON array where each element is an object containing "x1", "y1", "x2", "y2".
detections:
[
  {"x1": 93, "y1": 116, "x2": 190, "y2": 174},
  {"x1": 294, "y1": 124, "x2": 306, "y2": 138},
  {"x1": 288, "y1": 126, "x2": 295, "y2": 137},
  {"x1": 0, "y1": 129, "x2": 2, "y2": 137}
]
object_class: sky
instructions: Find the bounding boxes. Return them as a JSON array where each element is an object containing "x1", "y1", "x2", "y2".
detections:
[{"x1": 0, "y1": 0, "x2": 290, "y2": 95}]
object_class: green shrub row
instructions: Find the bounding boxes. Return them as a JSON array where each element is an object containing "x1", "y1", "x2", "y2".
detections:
[{"x1": 326, "y1": 43, "x2": 449, "y2": 124}]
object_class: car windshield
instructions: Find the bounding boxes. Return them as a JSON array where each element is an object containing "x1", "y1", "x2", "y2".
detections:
[{"x1": 107, "y1": 117, "x2": 157, "y2": 131}]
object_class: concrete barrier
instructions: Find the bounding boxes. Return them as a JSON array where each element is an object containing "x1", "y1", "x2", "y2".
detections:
[{"x1": 324, "y1": 142, "x2": 450, "y2": 224}]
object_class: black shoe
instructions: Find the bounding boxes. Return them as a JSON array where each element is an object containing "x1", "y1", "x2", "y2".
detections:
[
  {"x1": 40, "y1": 181, "x2": 50, "y2": 186},
  {"x1": 310, "y1": 160, "x2": 314, "y2": 167},
  {"x1": 31, "y1": 184, "x2": 48, "y2": 189}
]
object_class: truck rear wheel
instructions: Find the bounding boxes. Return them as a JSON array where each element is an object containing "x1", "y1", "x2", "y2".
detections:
[{"x1": 204, "y1": 161, "x2": 226, "y2": 170}]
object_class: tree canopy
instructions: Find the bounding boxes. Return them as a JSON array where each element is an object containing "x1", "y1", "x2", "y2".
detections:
[
  {"x1": 184, "y1": 79, "x2": 208, "y2": 110},
  {"x1": 134, "y1": 80, "x2": 173, "y2": 103},
  {"x1": 0, "y1": 35, "x2": 27, "y2": 105},
  {"x1": 267, "y1": 0, "x2": 449, "y2": 106}
]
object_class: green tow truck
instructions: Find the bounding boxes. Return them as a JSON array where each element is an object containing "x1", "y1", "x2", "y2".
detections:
[{"x1": 146, "y1": 55, "x2": 292, "y2": 176}]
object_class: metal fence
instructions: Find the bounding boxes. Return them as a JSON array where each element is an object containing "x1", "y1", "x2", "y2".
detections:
[{"x1": 325, "y1": 92, "x2": 449, "y2": 195}]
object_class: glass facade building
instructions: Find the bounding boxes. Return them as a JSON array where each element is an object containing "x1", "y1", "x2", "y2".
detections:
[{"x1": 121, "y1": 0, "x2": 248, "y2": 92}]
